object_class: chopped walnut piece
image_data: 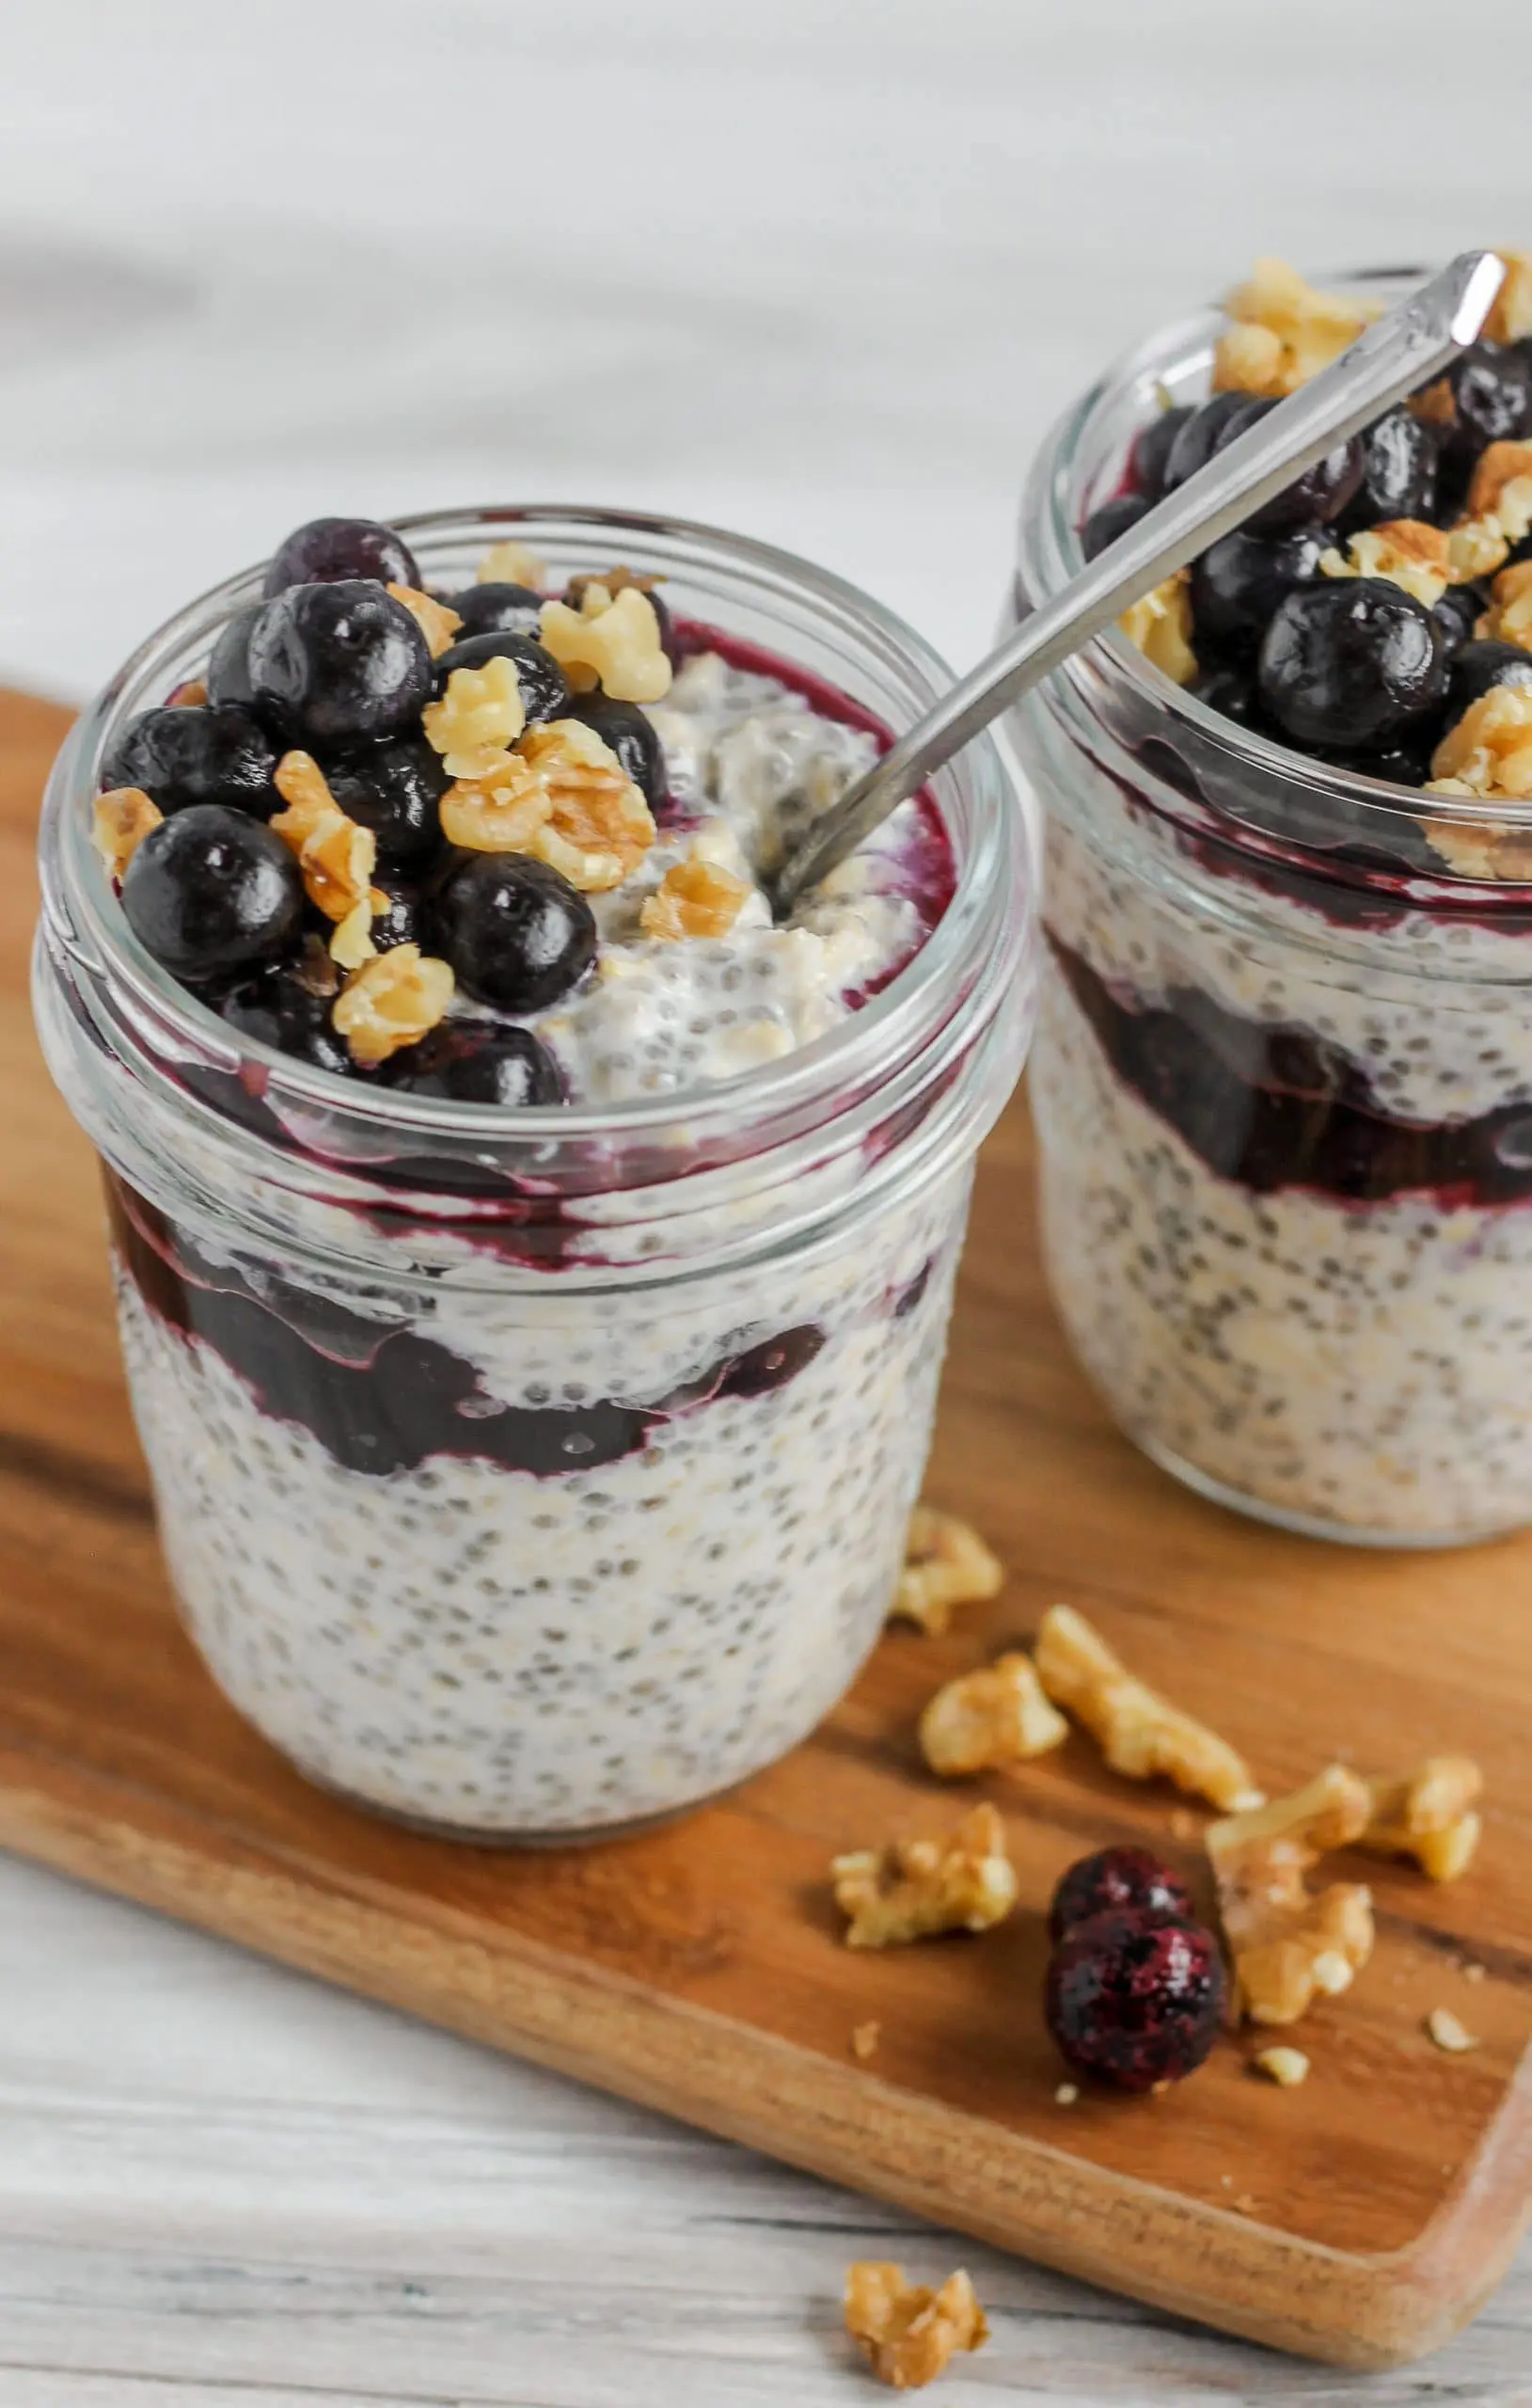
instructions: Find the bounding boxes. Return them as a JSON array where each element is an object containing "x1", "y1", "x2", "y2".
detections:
[
  {"x1": 918, "y1": 1654, "x2": 1068, "y2": 1778},
  {"x1": 476, "y1": 536, "x2": 547, "y2": 589},
  {"x1": 421, "y1": 654, "x2": 528, "y2": 778},
  {"x1": 91, "y1": 786, "x2": 163, "y2": 879},
  {"x1": 1362, "y1": 1756, "x2": 1483, "y2": 1882},
  {"x1": 1034, "y1": 1603, "x2": 1263, "y2": 1814},
  {"x1": 1477, "y1": 558, "x2": 1532, "y2": 653},
  {"x1": 1442, "y1": 456, "x2": 1532, "y2": 585},
  {"x1": 1426, "y1": 2005, "x2": 1480, "y2": 2054},
  {"x1": 1207, "y1": 1766, "x2": 1375, "y2": 2026},
  {"x1": 538, "y1": 583, "x2": 672, "y2": 705},
  {"x1": 1426, "y1": 683, "x2": 1532, "y2": 825},
  {"x1": 1319, "y1": 520, "x2": 1451, "y2": 609},
  {"x1": 331, "y1": 944, "x2": 453, "y2": 1066},
  {"x1": 845, "y1": 2263, "x2": 988, "y2": 2390},
  {"x1": 1253, "y1": 2045, "x2": 1309, "y2": 2088},
  {"x1": 1488, "y1": 251, "x2": 1532, "y2": 345},
  {"x1": 1468, "y1": 440, "x2": 1532, "y2": 520},
  {"x1": 168, "y1": 677, "x2": 208, "y2": 706},
  {"x1": 640, "y1": 856, "x2": 751, "y2": 940},
  {"x1": 832, "y1": 1804, "x2": 1017, "y2": 1949},
  {"x1": 566, "y1": 563, "x2": 660, "y2": 605},
  {"x1": 440, "y1": 765, "x2": 552, "y2": 856},
  {"x1": 1119, "y1": 568, "x2": 1198, "y2": 686},
  {"x1": 386, "y1": 580, "x2": 462, "y2": 659},
  {"x1": 888, "y1": 1507, "x2": 1003, "y2": 1636},
  {"x1": 516, "y1": 720, "x2": 656, "y2": 891},
  {"x1": 271, "y1": 752, "x2": 378, "y2": 945},
  {"x1": 1213, "y1": 258, "x2": 1382, "y2": 397},
  {"x1": 850, "y1": 2020, "x2": 881, "y2": 2062},
  {"x1": 292, "y1": 930, "x2": 341, "y2": 999}
]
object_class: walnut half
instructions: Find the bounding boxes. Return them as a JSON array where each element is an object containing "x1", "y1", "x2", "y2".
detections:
[
  {"x1": 1363, "y1": 1756, "x2": 1483, "y2": 1882},
  {"x1": 1208, "y1": 1766, "x2": 1374, "y2": 2026},
  {"x1": 331, "y1": 944, "x2": 454, "y2": 1067},
  {"x1": 1213, "y1": 258, "x2": 1381, "y2": 398},
  {"x1": 918, "y1": 1655, "x2": 1068, "y2": 1778},
  {"x1": 832, "y1": 1804, "x2": 1017, "y2": 1949},
  {"x1": 1034, "y1": 1603, "x2": 1263, "y2": 1814},
  {"x1": 845, "y1": 2264, "x2": 988, "y2": 2391},
  {"x1": 92, "y1": 786, "x2": 162, "y2": 879}
]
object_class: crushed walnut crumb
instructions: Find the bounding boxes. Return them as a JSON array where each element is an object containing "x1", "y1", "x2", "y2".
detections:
[
  {"x1": 1426, "y1": 2006, "x2": 1480, "y2": 2054},
  {"x1": 539, "y1": 582, "x2": 673, "y2": 705},
  {"x1": 850, "y1": 2020, "x2": 881, "y2": 2062},
  {"x1": 1463, "y1": 1961, "x2": 1488, "y2": 1985},
  {"x1": 1319, "y1": 520, "x2": 1452, "y2": 610},
  {"x1": 476, "y1": 536, "x2": 547, "y2": 589},
  {"x1": 1486, "y1": 251, "x2": 1532, "y2": 345},
  {"x1": 92, "y1": 786, "x2": 163, "y2": 879},
  {"x1": 1253, "y1": 2046, "x2": 1310, "y2": 2089},
  {"x1": 844, "y1": 2262, "x2": 989, "y2": 2391},
  {"x1": 1362, "y1": 1756, "x2": 1483, "y2": 1883},
  {"x1": 1119, "y1": 569, "x2": 1198, "y2": 687},
  {"x1": 1054, "y1": 2082, "x2": 1079, "y2": 2106},
  {"x1": 1425, "y1": 685, "x2": 1532, "y2": 834},
  {"x1": 271, "y1": 752, "x2": 379, "y2": 957},
  {"x1": 331, "y1": 944, "x2": 454, "y2": 1067},
  {"x1": 1213, "y1": 258, "x2": 1381, "y2": 398},
  {"x1": 832, "y1": 1804, "x2": 1017, "y2": 1949},
  {"x1": 888, "y1": 1507, "x2": 1003, "y2": 1636},
  {"x1": 1034, "y1": 1603, "x2": 1263, "y2": 1814},
  {"x1": 1207, "y1": 1767, "x2": 1374, "y2": 2027},
  {"x1": 918, "y1": 1654, "x2": 1068, "y2": 1778},
  {"x1": 421, "y1": 654, "x2": 528, "y2": 779},
  {"x1": 387, "y1": 580, "x2": 462, "y2": 660},
  {"x1": 167, "y1": 677, "x2": 209, "y2": 707},
  {"x1": 1476, "y1": 559, "x2": 1532, "y2": 653},
  {"x1": 640, "y1": 856, "x2": 751, "y2": 941},
  {"x1": 439, "y1": 720, "x2": 655, "y2": 894}
]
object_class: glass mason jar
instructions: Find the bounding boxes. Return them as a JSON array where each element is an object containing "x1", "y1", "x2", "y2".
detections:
[
  {"x1": 35, "y1": 505, "x2": 1033, "y2": 1839},
  {"x1": 1009, "y1": 272, "x2": 1532, "y2": 1548}
]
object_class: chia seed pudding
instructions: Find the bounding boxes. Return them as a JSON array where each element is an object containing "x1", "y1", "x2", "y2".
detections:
[
  {"x1": 36, "y1": 506, "x2": 1031, "y2": 1835},
  {"x1": 1012, "y1": 257, "x2": 1532, "y2": 1545}
]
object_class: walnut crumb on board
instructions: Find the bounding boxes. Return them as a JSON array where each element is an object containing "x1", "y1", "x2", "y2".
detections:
[
  {"x1": 1253, "y1": 2046, "x2": 1310, "y2": 2088},
  {"x1": 832, "y1": 1805, "x2": 1017, "y2": 1948},
  {"x1": 888, "y1": 1507, "x2": 1003, "y2": 1635},
  {"x1": 1034, "y1": 1603, "x2": 1263, "y2": 1813},
  {"x1": 1362, "y1": 1756, "x2": 1483, "y2": 1882},
  {"x1": 1426, "y1": 2007, "x2": 1480, "y2": 2054},
  {"x1": 850, "y1": 2021, "x2": 881, "y2": 2062},
  {"x1": 918, "y1": 1654, "x2": 1067, "y2": 1776},
  {"x1": 1207, "y1": 1768, "x2": 1374, "y2": 2026},
  {"x1": 844, "y1": 2263, "x2": 989, "y2": 2390},
  {"x1": 1054, "y1": 2083, "x2": 1079, "y2": 2106}
]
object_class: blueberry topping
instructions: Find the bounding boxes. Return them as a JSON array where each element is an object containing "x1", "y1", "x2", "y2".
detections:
[
  {"x1": 1257, "y1": 579, "x2": 1446, "y2": 751},
  {"x1": 248, "y1": 580, "x2": 434, "y2": 749},
  {"x1": 1343, "y1": 405, "x2": 1439, "y2": 531},
  {"x1": 1431, "y1": 582, "x2": 1485, "y2": 661},
  {"x1": 368, "y1": 868, "x2": 422, "y2": 952},
  {"x1": 1048, "y1": 1846, "x2": 1196, "y2": 1947},
  {"x1": 382, "y1": 1020, "x2": 563, "y2": 1106},
  {"x1": 324, "y1": 737, "x2": 448, "y2": 863},
  {"x1": 444, "y1": 581, "x2": 545, "y2": 641},
  {"x1": 1045, "y1": 1909, "x2": 1225, "y2": 2094},
  {"x1": 1350, "y1": 733, "x2": 1435, "y2": 788},
  {"x1": 1189, "y1": 525, "x2": 1332, "y2": 652},
  {"x1": 263, "y1": 515, "x2": 419, "y2": 599},
  {"x1": 1447, "y1": 637, "x2": 1532, "y2": 715},
  {"x1": 430, "y1": 852, "x2": 596, "y2": 1012},
  {"x1": 1131, "y1": 404, "x2": 1193, "y2": 502},
  {"x1": 205, "y1": 601, "x2": 265, "y2": 712},
  {"x1": 120, "y1": 804, "x2": 305, "y2": 982},
  {"x1": 1166, "y1": 393, "x2": 1360, "y2": 531},
  {"x1": 1434, "y1": 342, "x2": 1532, "y2": 492},
  {"x1": 217, "y1": 955, "x2": 352, "y2": 1076},
  {"x1": 433, "y1": 631, "x2": 571, "y2": 726},
  {"x1": 103, "y1": 703, "x2": 278, "y2": 818},
  {"x1": 1081, "y1": 494, "x2": 1150, "y2": 562},
  {"x1": 1161, "y1": 393, "x2": 1266, "y2": 495},
  {"x1": 561, "y1": 693, "x2": 666, "y2": 807},
  {"x1": 1190, "y1": 662, "x2": 1261, "y2": 725}
]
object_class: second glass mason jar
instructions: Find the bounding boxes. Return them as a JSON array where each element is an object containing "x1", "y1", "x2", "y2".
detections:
[
  {"x1": 36, "y1": 506, "x2": 1032, "y2": 1839},
  {"x1": 1010, "y1": 274, "x2": 1532, "y2": 1549}
]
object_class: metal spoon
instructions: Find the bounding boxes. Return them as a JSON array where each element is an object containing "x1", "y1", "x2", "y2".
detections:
[{"x1": 771, "y1": 248, "x2": 1506, "y2": 915}]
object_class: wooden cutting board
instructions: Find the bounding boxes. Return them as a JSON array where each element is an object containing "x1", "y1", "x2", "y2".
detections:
[{"x1": 4, "y1": 686, "x2": 1532, "y2": 2373}]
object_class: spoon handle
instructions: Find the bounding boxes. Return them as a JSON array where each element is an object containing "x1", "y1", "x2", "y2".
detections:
[{"x1": 773, "y1": 249, "x2": 1506, "y2": 914}]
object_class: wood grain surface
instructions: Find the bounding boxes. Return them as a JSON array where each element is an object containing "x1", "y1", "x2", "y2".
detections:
[{"x1": 6, "y1": 687, "x2": 1532, "y2": 2373}]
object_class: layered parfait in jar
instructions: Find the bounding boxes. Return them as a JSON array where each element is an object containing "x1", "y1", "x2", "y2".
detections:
[
  {"x1": 1012, "y1": 254, "x2": 1532, "y2": 1545},
  {"x1": 35, "y1": 508, "x2": 1029, "y2": 1838}
]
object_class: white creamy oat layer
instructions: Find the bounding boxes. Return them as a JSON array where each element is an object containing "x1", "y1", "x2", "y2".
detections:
[{"x1": 522, "y1": 651, "x2": 930, "y2": 1102}]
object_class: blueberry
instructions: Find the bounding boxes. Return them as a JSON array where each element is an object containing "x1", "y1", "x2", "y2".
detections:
[
  {"x1": 263, "y1": 515, "x2": 419, "y2": 599},
  {"x1": 444, "y1": 581, "x2": 545, "y2": 641},
  {"x1": 1447, "y1": 638, "x2": 1532, "y2": 715},
  {"x1": 1190, "y1": 662, "x2": 1262, "y2": 726},
  {"x1": 1046, "y1": 1909, "x2": 1225, "y2": 2095},
  {"x1": 218, "y1": 955, "x2": 352, "y2": 1076},
  {"x1": 1350, "y1": 732, "x2": 1436, "y2": 788},
  {"x1": 1258, "y1": 579, "x2": 1446, "y2": 752},
  {"x1": 1343, "y1": 405, "x2": 1439, "y2": 531},
  {"x1": 368, "y1": 867, "x2": 422, "y2": 952},
  {"x1": 561, "y1": 694, "x2": 666, "y2": 807},
  {"x1": 324, "y1": 737, "x2": 447, "y2": 863},
  {"x1": 1131, "y1": 404, "x2": 1193, "y2": 502},
  {"x1": 1161, "y1": 393, "x2": 1266, "y2": 494},
  {"x1": 1166, "y1": 392, "x2": 1361, "y2": 531},
  {"x1": 1081, "y1": 494, "x2": 1150, "y2": 562},
  {"x1": 248, "y1": 580, "x2": 433, "y2": 749},
  {"x1": 120, "y1": 803, "x2": 305, "y2": 982},
  {"x1": 1434, "y1": 342, "x2": 1532, "y2": 491},
  {"x1": 103, "y1": 703, "x2": 278, "y2": 817},
  {"x1": 430, "y1": 852, "x2": 596, "y2": 1012},
  {"x1": 1189, "y1": 525, "x2": 1332, "y2": 652},
  {"x1": 433, "y1": 631, "x2": 570, "y2": 726},
  {"x1": 382, "y1": 1020, "x2": 563, "y2": 1106},
  {"x1": 206, "y1": 601, "x2": 265, "y2": 712},
  {"x1": 1431, "y1": 582, "x2": 1485, "y2": 661}
]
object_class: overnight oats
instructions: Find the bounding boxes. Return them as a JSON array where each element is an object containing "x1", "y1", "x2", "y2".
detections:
[
  {"x1": 36, "y1": 507, "x2": 1030, "y2": 1837},
  {"x1": 1011, "y1": 254, "x2": 1532, "y2": 1545}
]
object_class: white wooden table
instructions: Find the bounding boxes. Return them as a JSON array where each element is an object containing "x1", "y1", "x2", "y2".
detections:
[{"x1": 4, "y1": 2, "x2": 1532, "y2": 2396}]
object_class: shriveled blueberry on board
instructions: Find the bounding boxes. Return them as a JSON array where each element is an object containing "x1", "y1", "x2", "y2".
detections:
[
  {"x1": 382, "y1": 1020, "x2": 563, "y2": 1106},
  {"x1": 1081, "y1": 494, "x2": 1150, "y2": 561},
  {"x1": 1048, "y1": 1846, "x2": 1196, "y2": 1947},
  {"x1": 324, "y1": 737, "x2": 448, "y2": 863},
  {"x1": 263, "y1": 515, "x2": 420, "y2": 598},
  {"x1": 1189, "y1": 525, "x2": 1332, "y2": 652},
  {"x1": 103, "y1": 703, "x2": 278, "y2": 818},
  {"x1": 121, "y1": 804, "x2": 304, "y2": 982},
  {"x1": 433, "y1": 630, "x2": 571, "y2": 726},
  {"x1": 248, "y1": 580, "x2": 434, "y2": 749},
  {"x1": 430, "y1": 852, "x2": 596, "y2": 1013},
  {"x1": 1046, "y1": 1908, "x2": 1226, "y2": 2094},
  {"x1": 1258, "y1": 579, "x2": 1445, "y2": 751},
  {"x1": 561, "y1": 693, "x2": 666, "y2": 807},
  {"x1": 445, "y1": 581, "x2": 545, "y2": 640}
]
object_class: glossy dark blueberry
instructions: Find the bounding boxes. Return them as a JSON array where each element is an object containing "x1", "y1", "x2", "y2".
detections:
[
  {"x1": 1435, "y1": 342, "x2": 1532, "y2": 490},
  {"x1": 102, "y1": 703, "x2": 278, "y2": 818},
  {"x1": 367, "y1": 868, "x2": 422, "y2": 953},
  {"x1": 262, "y1": 515, "x2": 420, "y2": 599},
  {"x1": 430, "y1": 852, "x2": 596, "y2": 1012},
  {"x1": 120, "y1": 804, "x2": 304, "y2": 982},
  {"x1": 1258, "y1": 579, "x2": 1445, "y2": 751},
  {"x1": 1081, "y1": 494, "x2": 1150, "y2": 562},
  {"x1": 324, "y1": 737, "x2": 448, "y2": 863},
  {"x1": 1189, "y1": 662, "x2": 1262, "y2": 726},
  {"x1": 217, "y1": 954, "x2": 352, "y2": 1077},
  {"x1": 1189, "y1": 525, "x2": 1332, "y2": 652},
  {"x1": 1432, "y1": 582, "x2": 1486, "y2": 661},
  {"x1": 1161, "y1": 393, "x2": 1262, "y2": 495},
  {"x1": 1130, "y1": 404, "x2": 1193, "y2": 502},
  {"x1": 561, "y1": 693, "x2": 666, "y2": 807},
  {"x1": 433, "y1": 631, "x2": 571, "y2": 726},
  {"x1": 1046, "y1": 1909, "x2": 1225, "y2": 2094},
  {"x1": 1342, "y1": 405, "x2": 1439, "y2": 531},
  {"x1": 248, "y1": 580, "x2": 433, "y2": 749},
  {"x1": 1447, "y1": 638, "x2": 1532, "y2": 715},
  {"x1": 381, "y1": 1020, "x2": 563, "y2": 1106},
  {"x1": 1230, "y1": 398, "x2": 1365, "y2": 532},
  {"x1": 444, "y1": 581, "x2": 545, "y2": 640},
  {"x1": 716, "y1": 1325, "x2": 826, "y2": 1398},
  {"x1": 1350, "y1": 733, "x2": 1436, "y2": 788},
  {"x1": 206, "y1": 601, "x2": 264, "y2": 712},
  {"x1": 1048, "y1": 1847, "x2": 1196, "y2": 1947}
]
